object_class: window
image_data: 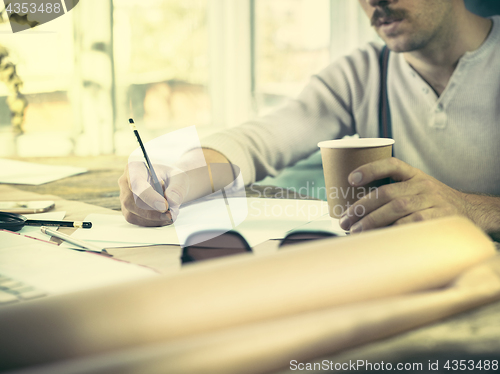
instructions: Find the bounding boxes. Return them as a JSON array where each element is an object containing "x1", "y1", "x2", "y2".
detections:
[
  {"x1": 0, "y1": 0, "x2": 378, "y2": 158},
  {"x1": 253, "y1": 0, "x2": 331, "y2": 114},
  {"x1": 0, "y1": 5, "x2": 75, "y2": 157},
  {"x1": 113, "y1": 0, "x2": 211, "y2": 155},
  {"x1": 252, "y1": 0, "x2": 379, "y2": 115}
]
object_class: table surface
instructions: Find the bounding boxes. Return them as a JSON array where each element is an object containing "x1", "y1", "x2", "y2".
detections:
[
  {"x1": 8, "y1": 156, "x2": 317, "y2": 211},
  {"x1": 2, "y1": 156, "x2": 500, "y2": 373}
]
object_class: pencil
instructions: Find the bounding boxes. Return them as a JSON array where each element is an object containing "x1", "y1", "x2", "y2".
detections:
[
  {"x1": 24, "y1": 220, "x2": 92, "y2": 229},
  {"x1": 40, "y1": 226, "x2": 108, "y2": 254},
  {"x1": 129, "y1": 118, "x2": 164, "y2": 196}
]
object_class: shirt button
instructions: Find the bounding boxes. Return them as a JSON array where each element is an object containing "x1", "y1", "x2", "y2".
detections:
[
  {"x1": 422, "y1": 87, "x2": 429, "y2": 94},
  {"x1": 436, "y1": 104, "x2": 444, "y2": 112}
]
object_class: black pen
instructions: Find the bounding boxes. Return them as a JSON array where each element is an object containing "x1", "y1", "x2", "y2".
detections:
[
  {"x1": 129, "y1": 118, "x2": 164, "y2": 196},
  {"x1": 24, "y1": 219, "x2": 92, "y2": 229}
]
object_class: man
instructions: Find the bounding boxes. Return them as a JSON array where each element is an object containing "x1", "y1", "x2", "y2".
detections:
[{"x1": 119, "y1": 0, "x2": 500, "y2": 240}]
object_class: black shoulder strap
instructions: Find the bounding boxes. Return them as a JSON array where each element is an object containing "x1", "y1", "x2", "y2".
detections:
[{"x1": 378, "y1": 45, "x2": 393, "y2": 141}]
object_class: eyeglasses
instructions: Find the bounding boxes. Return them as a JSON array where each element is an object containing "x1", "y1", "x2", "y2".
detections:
[{"x1": 181, "y1": 229, "x2": 338, "y2": 264}]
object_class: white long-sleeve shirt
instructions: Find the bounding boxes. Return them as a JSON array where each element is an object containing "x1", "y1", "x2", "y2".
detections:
[{"x1": 201, "y1": 16, "x2": 500, "y2": 195}]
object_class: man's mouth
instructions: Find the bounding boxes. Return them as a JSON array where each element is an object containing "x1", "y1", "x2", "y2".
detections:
[{"x1": 375, "y1": 17, "x2": 403, "y2": 28}]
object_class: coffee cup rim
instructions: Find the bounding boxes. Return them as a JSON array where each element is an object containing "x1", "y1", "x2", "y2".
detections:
[{"x1": 318, "y1": 138, "x2": 395, "y2": 149}]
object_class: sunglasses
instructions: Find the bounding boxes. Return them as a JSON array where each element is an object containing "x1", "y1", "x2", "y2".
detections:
[{"x1": 181, "y1": 229, "x2": 338, "y2": 264}]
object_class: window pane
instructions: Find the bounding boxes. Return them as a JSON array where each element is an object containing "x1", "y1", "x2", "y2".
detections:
[
  {"x1": 254, "y1": 0, "x2": 331, "y2": 114},
  {"x1": 0, "y1": 13, "x2": 75, "y2": 157},
  {"x1": 113, "y1": 0, "x2": 210, "y2": 154}
]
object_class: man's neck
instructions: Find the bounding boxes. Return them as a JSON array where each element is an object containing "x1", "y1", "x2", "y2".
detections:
[{"x1": 403, "y1": 13, "x2": 493, "y2": 96}]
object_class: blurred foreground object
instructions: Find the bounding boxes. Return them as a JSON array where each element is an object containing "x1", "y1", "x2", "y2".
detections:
[{"x1": 0, "y1": 216, "x2": 498, "y2": 372}]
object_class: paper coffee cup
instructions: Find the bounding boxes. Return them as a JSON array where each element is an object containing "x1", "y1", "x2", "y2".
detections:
[{"x1": 318, "y1": 138, "x2": 395, "y2": 218}]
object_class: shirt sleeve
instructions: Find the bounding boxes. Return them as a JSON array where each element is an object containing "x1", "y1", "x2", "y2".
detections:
[{"x1": 200, "y1": 43, "x2": 381, "y2": 185}]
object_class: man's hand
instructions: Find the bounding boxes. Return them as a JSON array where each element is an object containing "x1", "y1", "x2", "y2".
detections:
[
  {"x1": 338, "y1": 158, "x2": 468, "y2": 233},
  {"x1": 118, "y1": 164, "x2": 186, "y2": 227}
]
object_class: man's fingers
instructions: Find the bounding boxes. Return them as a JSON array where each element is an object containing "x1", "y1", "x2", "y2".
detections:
[
  {"x1": 120, "y1": 181, "x2": 173, "y2": 223},
  {"x1": 348, "y1": 157, "x2": 418, "y2": 186},
  {"x1": 118, "y1": 164, "x2": 172, "y2": 225},
  {"x1": 128, "y1": 161, "x2": 169, "y2": 212},
  {"x1": 340, "y1": 180, "x2": 430, "y2": 230},
  {"x1": 122, "y1": 208, "x2": 173, "y2": 227},
  {"x1": 392, "y1": 208, "x2": 444, "y2": 226},
  {"x1": 347, "y1": 194, "x2": 435, "y2": 232},
  {"x1": 165, "y1": 171, "x2": 190, "y2": 210},
  {"x1": 137, "y1": 187, "x2": 168, "y2": 213},
  {"x1": 121, "y1": 192, "x2": 173, "y2": 225}
]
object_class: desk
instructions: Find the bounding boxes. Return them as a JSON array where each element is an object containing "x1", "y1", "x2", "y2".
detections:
[{"x1": 2, "y1": 156, "x2": 500, "y2": 374}]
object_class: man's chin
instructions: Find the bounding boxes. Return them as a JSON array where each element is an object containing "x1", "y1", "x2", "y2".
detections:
[
  {"x1": 384, "y1": 43, "x2": 408, "y2": 53},
  {"x1": 380, "y1": 36, "x2": 418, "y2": 53},
  {"x1": 376, "y1": 26, "x2": 419, "y2": 52}
]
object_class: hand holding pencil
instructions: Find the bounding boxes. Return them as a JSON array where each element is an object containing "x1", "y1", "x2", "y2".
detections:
[{"x1": 119, "y1": 119, "x2": 188, "y2": 227}]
